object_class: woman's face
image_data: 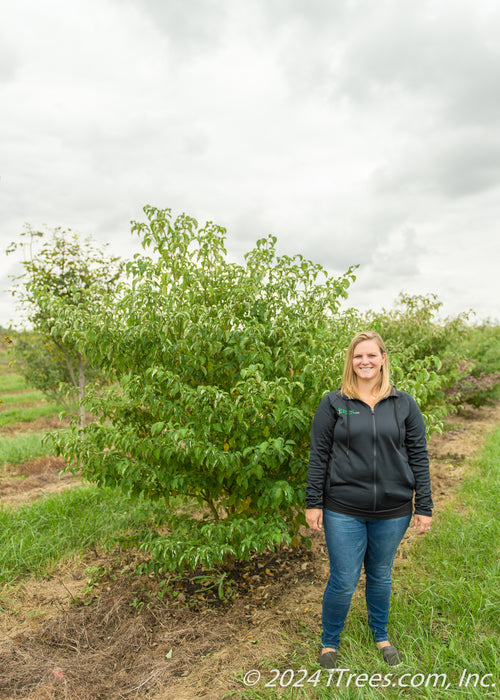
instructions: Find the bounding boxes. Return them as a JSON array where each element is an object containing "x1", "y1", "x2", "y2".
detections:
[{"x1": 352, "y1": 339, "x2": 386, "y2": 382}]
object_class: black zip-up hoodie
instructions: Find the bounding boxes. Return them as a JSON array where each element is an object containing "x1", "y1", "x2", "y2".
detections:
[{"x1": 305, "y1": 388, "x2": 433, "y2": 516}]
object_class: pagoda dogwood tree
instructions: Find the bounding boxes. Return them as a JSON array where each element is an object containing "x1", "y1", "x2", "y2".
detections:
[{"x1": 53, "y1": 206, "x2": 357, "y2": 573}]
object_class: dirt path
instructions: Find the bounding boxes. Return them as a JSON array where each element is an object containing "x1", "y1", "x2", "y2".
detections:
[
  {"x1": 0, "y1": 456, "x2": 81, "y2": 506},
  {"x1": 0, "y1": 414, "x2": 72, "y2": 437},
  {"x1": 0, "y1": 402, "x2": 498, "y2": 700}
]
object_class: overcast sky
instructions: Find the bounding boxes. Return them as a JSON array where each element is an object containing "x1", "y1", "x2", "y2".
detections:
[{"x1": 1, "y1": 0, "x2": 499, "y2": 328}]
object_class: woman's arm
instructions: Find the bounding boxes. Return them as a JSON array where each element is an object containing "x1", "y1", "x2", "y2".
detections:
[
  {"x1": 305, "y1": 394, "x2": 337, "y2": 510},
  {"x1": 405, "y1": 395, "x2": 433, "y2": 516}
]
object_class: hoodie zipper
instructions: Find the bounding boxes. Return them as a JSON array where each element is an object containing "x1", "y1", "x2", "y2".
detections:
[
  {"x1": 346, "y1": 395, "x2": 398, "y2": 510},
  {"x1": 371, "y1": 406, "x2": 377, "y2": 511}
]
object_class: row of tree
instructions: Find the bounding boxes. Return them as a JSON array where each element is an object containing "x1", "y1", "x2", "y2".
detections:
[{"x1": 5, "y1": 207, "x2": 500, "y2": 573}]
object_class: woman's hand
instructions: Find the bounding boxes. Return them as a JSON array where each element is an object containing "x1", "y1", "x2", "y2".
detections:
[
  {"x1": 414, "y1": 513, "x2": 433, "y2": 535},
  {"x1": 305, "y1": 508, "x2": 323, "y2": 531}
]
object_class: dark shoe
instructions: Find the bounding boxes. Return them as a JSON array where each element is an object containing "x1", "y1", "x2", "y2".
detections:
[
  {"x1": 382, "y1": 645, "x2": 403, "y2": 666},
  {"x1": 318, "y1": 650, "x2": 337, "y2": 670}
]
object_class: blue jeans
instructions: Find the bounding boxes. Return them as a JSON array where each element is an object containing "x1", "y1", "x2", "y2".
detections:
[{"x1": 321, "y1": 509, "x2": 411, "y2": 649}]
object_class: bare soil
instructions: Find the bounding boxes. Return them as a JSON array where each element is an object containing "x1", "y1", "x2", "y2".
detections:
[
  {"x1": 0, "y1": 399, "x2": 48, "y2": 412},
  {"x1": 0, "y1": 456, "x2": 80, "y2": 506},
  {"x1": 0, "y1": 402, "x2": 499, "y2": 700},
  {"x1": 0, "y1": 415, "x2": 72, "y2": 437}
]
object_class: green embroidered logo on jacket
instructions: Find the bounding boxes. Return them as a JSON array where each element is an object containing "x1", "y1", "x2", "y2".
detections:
[{"x1": 338, "y1": 408, "x2": 360, "y2": 415}]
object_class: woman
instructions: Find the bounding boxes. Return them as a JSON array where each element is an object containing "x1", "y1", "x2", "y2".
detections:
[{"x1": 305, "y1": 331, "x2": 433, "y2": 669}]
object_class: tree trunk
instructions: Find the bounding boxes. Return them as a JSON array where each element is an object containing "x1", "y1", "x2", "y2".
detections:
[
  {"x1": 202, "y1": 490, "x2": 220, "y2": 522},
  {"x1": 78, "y1": 352, "x2": 86, "y2": 433},
  {"x1": 53, "y1": 339, "x2": 86, "y2": 432}
]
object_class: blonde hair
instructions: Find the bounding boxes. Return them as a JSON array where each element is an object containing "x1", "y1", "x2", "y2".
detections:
[{"x1": 341, "y1": 331, "x2": 392, "y2": 401}]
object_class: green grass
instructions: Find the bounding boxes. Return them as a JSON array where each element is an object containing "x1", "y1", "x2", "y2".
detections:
[
  {"x1": 0, "y1": 390, "x2": 46, "y2": 406},
  {"x1": 0, "y1": 431, "x2": 55, "y2": 466},
  {"x1": 0, "y1": 374, "x2": 30, "y2": 393},
  {"x1": 0, "y1": 404, "x2": 64, "y2": 427},
  {"x1": 0, "y1": 486, "x2": 167, "y2": 585},
  {"x1": 232, "y1": 425, "x2": 500, "y2": 699}
]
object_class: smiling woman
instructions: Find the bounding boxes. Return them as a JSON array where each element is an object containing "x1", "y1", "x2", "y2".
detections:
[
  {"x1": 342, "y1": 332, "x2": 391, "y2": 407},
  {"x1": 353, "y1": 341, "x2": 385, "y2": 380},
  {"x1": 305, "y1": 330, "x2": 433, "y2": 670}
]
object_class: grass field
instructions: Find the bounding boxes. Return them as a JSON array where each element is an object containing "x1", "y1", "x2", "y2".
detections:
[
  {"x1": 0, "y1": 389, "x2": 46, "y2": 405},
  {"x1": 0, "y1": 403, "x2": 64, "y2": 427},
  {"x1": 0, "y1": 431, "x2": 55, "y2": 466},
  {"x1": 0, "y1": 374, "x2": 30, "y2": 392},
  {"x1": 0, "y1": 486, "x2": 167, "y2": 585},
  {"x1": 0, "y1": 358, "x2": 60, "y2": 449},
  {"x1": 0, "y1": 353, "x2": 64, "y2": 430}
]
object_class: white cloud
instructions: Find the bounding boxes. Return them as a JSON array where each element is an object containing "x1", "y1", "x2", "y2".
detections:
[{"x1": 1, "y1": 0, "x2": 499, "y2": 327}]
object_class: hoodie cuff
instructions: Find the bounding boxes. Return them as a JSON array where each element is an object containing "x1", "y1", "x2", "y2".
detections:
[{"x1": 414, "y1": 508, "x2": 433, "y2": 516}]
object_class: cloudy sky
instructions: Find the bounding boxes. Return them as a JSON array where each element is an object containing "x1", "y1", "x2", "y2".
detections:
[{"x1": 1, "y1": 0, "x2": 499, "y2": 327}]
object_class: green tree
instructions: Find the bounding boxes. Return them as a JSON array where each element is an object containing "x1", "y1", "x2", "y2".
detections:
[
  {"x1": 52, "y1": 205, "x2": 358, "y2": 573},
  {"x1": 445, "y1": 321, "x2": 500, "y2": 407},
  {"x1": 364, "y1": 293, "x2": 470, "y2": 428},
  {"x1": 6, "y1": 226, "x2": 123, "y2": 429}
]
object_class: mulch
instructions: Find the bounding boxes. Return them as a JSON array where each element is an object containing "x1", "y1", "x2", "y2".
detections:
[{"x1": 0, "y1": 544, "x2": 317, "y2": 699}]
